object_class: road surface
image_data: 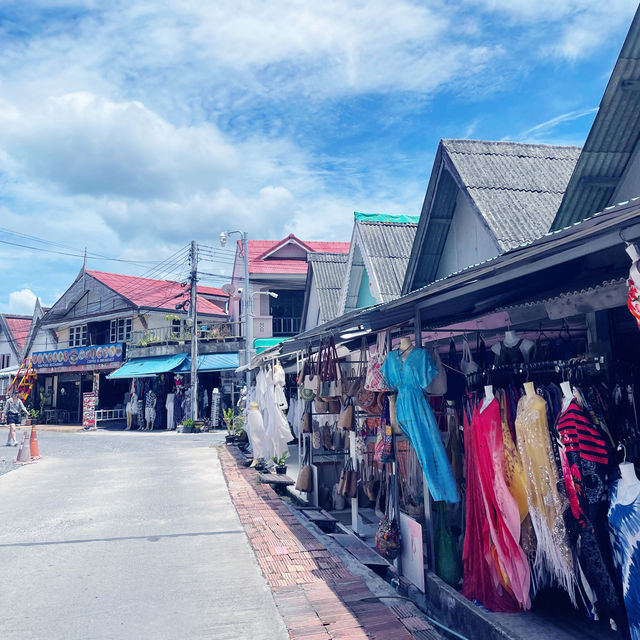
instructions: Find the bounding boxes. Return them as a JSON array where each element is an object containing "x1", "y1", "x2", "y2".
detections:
[{"x1": 0, "y1": 429, "x2": 288, "y2": 640}]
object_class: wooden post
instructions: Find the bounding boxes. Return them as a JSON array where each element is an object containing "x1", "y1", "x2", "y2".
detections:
[{"x1": 415, "y1": 307, "x2": 435, "y2": 571}]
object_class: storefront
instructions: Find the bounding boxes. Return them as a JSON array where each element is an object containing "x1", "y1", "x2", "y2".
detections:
[
  {"x1": 251, "y1": 199, "x2": 640, "y2": 639},
  {"x1": 31, "y1": 342, "x2": 125, "y2": 424}
]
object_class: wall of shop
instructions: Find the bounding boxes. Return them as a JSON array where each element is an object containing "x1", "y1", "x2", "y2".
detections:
[{"x1": 435, "y1": 190, "x2": 499, "y2": 280}]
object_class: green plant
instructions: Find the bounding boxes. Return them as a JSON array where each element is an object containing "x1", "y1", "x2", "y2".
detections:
[
  {"x1": 223, "y1": 408, "x2": 234, "y2": 434},
  {"x1": 271, "y1": 450, "x2": 289, "y2": 467},
  {"x1": 29, "y1": 408, "x2": 40, "y2": 422},
  {"x1": 232, "y1": 415, "x2": 245, "y2": 436},
  {"x1": 182, "y1": 418, "x2": 195, "y2": 427}
]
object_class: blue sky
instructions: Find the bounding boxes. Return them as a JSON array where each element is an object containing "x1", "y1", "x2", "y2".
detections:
[{"x1": 0, "y1": 0, "x2": 638, "y2": 316}]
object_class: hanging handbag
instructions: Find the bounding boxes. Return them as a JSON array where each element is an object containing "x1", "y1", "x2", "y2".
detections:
[
  {"x1": 322, "y1": 422, "x2": 332, "y2": 450},
  {"x1": 365, "y1": 331, "x2": 392, "y2": 392},
  {"x1": 387, "y1": 393, "x2": 403, "y2": 435},
  {"x1": 332, "y1": 425, "x2": 343, "y2": 451},
  {"x1": 312, "y1": 424, "x2": 321, "y2": 449},
  {"x1": 315, "y1": 397, "x2": 328, "y2": 413},
  {"x1": 346, "y1": 459, "x2": 358, "y2": 499},
  {"x1": 302, "y1": 345, "x2": 318, "y2": 400},
  {"x1": 302, "y1": 409, "x2": 312, "y2": 434},
  {"x1": 375, "y1": 474, "x2": 401, "y2": 560},
  {"x1": 426, "y1": 345, "x2": 447, "y2": 396},
  {"x1": 328, "y1": 398, "x2": 341, "y2": 414},
  {"x1": 295, "y1": 446, "x2": 313, "y2": 492},
  {"x1": 338, "y1": 399, "x2": 354, "y2": 430},
  {"x1": 356, "y1": 387, "x2": 377, "y2": 414},
  {"x1": 332, "y1": 482, "x2": 346, "y2": 510},
  {"x1": 374, "y1": 396, "x2": 395, "y2": 464}
]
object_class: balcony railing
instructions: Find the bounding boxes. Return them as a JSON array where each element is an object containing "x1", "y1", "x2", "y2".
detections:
[
  {"x1": 128, "y1": 323, "x2": 242, "y2": 349},
  {"x1": 272, "y1": 316, "x2": 301, "y2": 336}
]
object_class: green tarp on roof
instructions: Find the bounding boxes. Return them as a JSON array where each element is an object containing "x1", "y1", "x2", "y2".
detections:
[
  {"x1": 254, "y1": 338, "x2": 285, "y2": 354},
  {"x1": 354, "y1": 212, "x2": 420, "y2": 224},
  {"x1": 107, "y1": 354, "x2": 187, "y2": 379}
]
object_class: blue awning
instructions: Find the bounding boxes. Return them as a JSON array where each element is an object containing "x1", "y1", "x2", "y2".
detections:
[
  {"x1": 175, "y1": 353, "x2": 239, "y2": 373},
  {"x1": 107, "y1": 354, "x2": 188, "y2": 379}
]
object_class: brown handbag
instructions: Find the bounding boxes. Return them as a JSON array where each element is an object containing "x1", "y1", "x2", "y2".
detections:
[
  {"x1": 346, "y1": 460, "x2": 358, "y2": 499},
  {"x1": 356, "y1": 387, "x2": 377, "y2": 413},
  {"x1": 322, "y1": 423, "x2": 332, "y2": 450},
  {"x1": 295, "y1": 446, "x2": 313, "y2": 492},
  {"x1": 328, "y1": 398, "x2": 341, "y2": 414},
  {"x1": 302, "y1": 410, "x2": 312, "y2": 434},
  {"x1": 338, "y1": 399, "x2": 354, "y2": 431}
]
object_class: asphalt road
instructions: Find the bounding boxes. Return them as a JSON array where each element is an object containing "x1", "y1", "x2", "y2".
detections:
[{"x1": 0, "y1": 429, "x2": 289, "y2": 640}]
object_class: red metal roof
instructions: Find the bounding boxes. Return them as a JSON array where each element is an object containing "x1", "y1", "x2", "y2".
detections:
[
  {"x1": 246, "y1": 235, "x2": 350, "y2": 275},
  {"x1": 86, "y1": 271, "x2": 226, "y2": 316},
  {"x1": 197, "y1": 285, "x2": 229, "y2": 297},
  {"x1": 5, "y1": 316, "x2": 32, "y2": 352}
]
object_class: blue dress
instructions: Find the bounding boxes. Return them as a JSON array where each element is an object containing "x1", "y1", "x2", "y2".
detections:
[
  {"x1": 609, "y1": 479, "x2": 640, "y2": 639},
  {"x1": 382, "y1": 348, "x2": 459, "y2": 503}
]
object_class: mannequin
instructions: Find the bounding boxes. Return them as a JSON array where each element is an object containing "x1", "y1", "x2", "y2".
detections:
[
  {"x1": 144, "y1": 387, "x2": 157, "y2": 431},
  {"x1": 523, "y1": 381, "x2": 536, "y2": 398},
  {"x1": 399, "y1": 337, "x2": 414, "y2": 361},
  {"x1": 166, "y1": 391, "x2": 175, "y2": 430},
  {"x1": 492, "y1": 330, "x2": 534, "y2": 364},
  {"x1": 480, "y1": 384, "x2": 494, "y2": 413},
  {"x1": 126, "y1": 383, "x2": 138, "y2": 430},
  {"x1": 617, "y1": 445, "x2": 640, "y2": 505},
  {"x1": 246, "y1": 401, "x2": 268, "y2": 467},
  {"x1": 560, "y1": 381, "x2": 573, "y2": 412}
]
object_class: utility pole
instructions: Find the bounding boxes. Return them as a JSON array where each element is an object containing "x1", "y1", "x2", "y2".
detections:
[
  {"x1": 242, "y1": 232, "x2": 252, "y2": 390},
  {"x1": 190, "y1": 240, "x2": 198, "y2": 421}
]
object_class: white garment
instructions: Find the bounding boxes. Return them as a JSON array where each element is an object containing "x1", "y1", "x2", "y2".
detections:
[
  {"x1": 127, "y1": 392, "x2": 138, "y2": 415},
  {"x1": 263, "y1": 367, "x2": 292, "y2": 459},
  {"x1": 246, "y1": 407, "x2": 269, "y2": 461},
  {"x1": 166, "y1": 393, "x2": 175, "y2": 430},
  {"x1": 287, "y1": 396, "x2": 300, "y2": 437},
  {"x1": 273, "y1": 363, "x2": 288, "y2": 411}
]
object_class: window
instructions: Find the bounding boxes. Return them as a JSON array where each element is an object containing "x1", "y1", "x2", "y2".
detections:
[
  {"x1": 69, "y1": 325, "x2": 87, "y2": 347},
  {"x1": 0, "y1": 354, "x2": 10, "y2": 368},
  {"x1": 110, "y1": 318, "x2": 132, "y2": 343}
]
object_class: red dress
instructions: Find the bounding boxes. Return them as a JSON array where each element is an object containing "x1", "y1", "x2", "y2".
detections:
[{"x1": 462, "y1": 401, "x2": 523, "y2": 612}]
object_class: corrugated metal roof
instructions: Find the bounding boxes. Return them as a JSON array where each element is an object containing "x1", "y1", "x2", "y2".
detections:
[
  {"x1": 552, "y1": 6, "x2": 640, "y2": 230},
  {"x1": 357, "y1": 220, "x2": 418, "y2": 302},
  {"x1": 404, "y1": 140, "x2": 581, "y2": 292},
  {"x1": 307, "y1": 252, "x2": 348, "y2": 323},
  {"x1": 444, "y1": 139, "x2": 581, "y2": 252}
]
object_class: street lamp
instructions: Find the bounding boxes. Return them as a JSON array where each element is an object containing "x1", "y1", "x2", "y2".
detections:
[{"x1": 220, "y1": 230, "x2": 251, "y2": 389}]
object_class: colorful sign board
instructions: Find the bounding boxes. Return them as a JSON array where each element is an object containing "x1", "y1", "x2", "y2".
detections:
[
  {"x1": 82, "y1": 392, "x2": 97, "y2": 429},
  {"x1": 32, "y1": 343, "x2": 124, "y2": 370}
]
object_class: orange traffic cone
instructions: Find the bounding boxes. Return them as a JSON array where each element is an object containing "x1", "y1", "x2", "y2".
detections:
[
  {"x1": 15, "y1": 433, "x2": 31, "y2": 464},
  {"x1": 30, "y1": 426, "x2": 40, "y2": 459}
]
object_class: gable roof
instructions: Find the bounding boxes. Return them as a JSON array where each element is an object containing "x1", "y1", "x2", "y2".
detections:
[
  {"x1": 197, "y1": 285, "x2": 229, "y2": 298},
  {"x1": 403, "y1": 139, "x2": 581, "y2": 292},
  {"x1": 303, "y1": 252, "x2": 349, "y2": 326},
  {"x1": 2, "y1": 314, "x2": 32, "y2": 357},
  {"x1": 357, "y1": 220, "x2": 418, "y2": 302},
  {"x1": 86, "y1": 271, "x2": 226, "y2": 316},
  {"x1": 552, "y1": 6, "x2": 640, "y2": 230},
  {"x1": 245, "y1": 236, "x2": 350, "y2": 275},
  {"x1": 339, "y1": 216, "x2": 418, "y2": 313}
]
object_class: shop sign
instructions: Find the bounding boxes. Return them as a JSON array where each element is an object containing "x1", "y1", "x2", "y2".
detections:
[
  {"x1": 32, "y1": 343, "x2": 124, "y2": 370},
  {"x1": 82, "y1": 392, "x2": 97, "y2": 429},
  {"x1": 399, "y1": 512, "x2": 425, "y2": 592}
]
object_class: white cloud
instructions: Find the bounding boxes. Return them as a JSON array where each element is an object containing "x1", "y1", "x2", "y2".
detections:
[
  {"x1": 520, "y1": 107, "x2": 598, "y2": 139},
  {"x1": 8, "y1": 289, "x2": 37, "y2": 315}
]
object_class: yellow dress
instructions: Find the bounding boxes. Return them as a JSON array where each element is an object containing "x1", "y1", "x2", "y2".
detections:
[{"x1": 515, "y1": 392, "x2": 576, "y2": 603}]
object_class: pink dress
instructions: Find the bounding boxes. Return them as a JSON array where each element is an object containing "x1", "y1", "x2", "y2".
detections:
[
  {"x1": 471, "y1": 400, "x2": 531, "y2": 610},
  {"x1": 462, "y1": 402, "x2": 520, "y2": 612}
]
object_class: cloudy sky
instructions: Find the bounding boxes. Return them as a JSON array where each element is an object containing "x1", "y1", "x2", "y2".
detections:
[{"x1": 0, "y1": 0, "x2": 638, "y2": 315}]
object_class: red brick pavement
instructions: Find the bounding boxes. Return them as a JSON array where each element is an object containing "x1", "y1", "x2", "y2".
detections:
[{"x1": 219, "y1": 445, "x2": 440, "y2": 640}]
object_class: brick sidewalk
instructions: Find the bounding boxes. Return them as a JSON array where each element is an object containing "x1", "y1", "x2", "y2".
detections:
[{"x1": 219, "y1": 445, "x2": 440, "y2": 640}]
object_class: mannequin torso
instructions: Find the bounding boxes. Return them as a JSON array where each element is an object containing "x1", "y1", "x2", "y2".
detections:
[{"x1": 492, "y1": 330, "x2": 534, "y2": 364}]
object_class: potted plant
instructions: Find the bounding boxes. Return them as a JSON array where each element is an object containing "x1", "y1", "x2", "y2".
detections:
[
  {"x1": 233, "y1": 415, "x2": 248, "y2": 449},
  {"x1": 28, "y1": 408, "x2": 40, "y2": 425},
  {"x1": 271, "y1": 450, "x2": 289, "y2": 475},
  {"x1": 223, "y1": 408, "x2": 235, "y2": 443},
  {"x1": 180, "y1": 418, "x2": 195, "y2": 433}
]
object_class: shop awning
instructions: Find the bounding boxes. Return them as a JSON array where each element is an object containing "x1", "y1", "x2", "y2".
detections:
[
  {"x1": 0, "y1": 365, "x2": 19, "y2": 379},
  {"x1": 107, "y1": 354, "x2": 187, "y2": 379},
  {"x1": 175, "y1": 353, "x2": 239, "y2": 373}
]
